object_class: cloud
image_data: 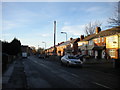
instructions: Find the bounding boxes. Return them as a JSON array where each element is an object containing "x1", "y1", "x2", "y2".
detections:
[
  {"x1": 2, "y1": 33, "x2": 12, "y2": 37},
  {"x1": 2, "y1": 20, "x2": 20, "y2": 30},
  {"x1": 2, "y1": 19, "x2": 30, "y2": 31},
  {"x1": 86, "y1": 6, "x2": 101, "y2": 12},
  {"x1": 2, "y1": 7, "x2": 39, "y2": 30},
  {"x1": 35, "y1": 33, "x2": 52, "y2": 37},
  {"x1": 61, "y1": 25, "x2": 85, "y2": 36},
  {"x1": 41, "y1": 33, "x2": 51, "y2": 37}
]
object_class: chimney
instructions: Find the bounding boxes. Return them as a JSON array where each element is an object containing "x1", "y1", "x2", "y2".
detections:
[
  {"x1": 70, "y1": 38, "x2": 73, "y2": 41},
  {"x1": 95, "y1": 27, "x2": 101, "y2": 34},
  {"x1": 80, "y1": 35, "x2": 84, "y2": 41}
]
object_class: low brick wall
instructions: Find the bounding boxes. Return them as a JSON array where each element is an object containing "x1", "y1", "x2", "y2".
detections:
[{"x1": 84, "y1": 58, "x2": 113, "y2": 64}]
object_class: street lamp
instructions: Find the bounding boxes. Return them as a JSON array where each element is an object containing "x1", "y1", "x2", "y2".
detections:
[
  {"x1": 42, "y1": 41, "x2": 46, "y2": 49},
  {"x1": 38, "y1": 45, "x2": 39, "y2": 49},
  {"x1": 61, "y1": 32, "x2": 67, "y2": 41}
]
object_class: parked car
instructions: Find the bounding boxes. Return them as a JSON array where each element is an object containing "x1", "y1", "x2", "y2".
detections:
[
  {"x1": 38, "y1": 54, "x2": 46, "y2": 59},
  {"x1": 75, "y1": 54, "x2": 91, "y2": 62},
  {"x1": 61, "y1": 55, "x2": 83, "y2": 67}
]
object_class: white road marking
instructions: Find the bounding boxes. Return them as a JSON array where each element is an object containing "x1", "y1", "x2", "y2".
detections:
[
  {"x1": 92, "y1": 82, "x2": 113, "y2": 90},
  {"x1": 71, "y1": 74, "x2": 79, "y2": 78}
]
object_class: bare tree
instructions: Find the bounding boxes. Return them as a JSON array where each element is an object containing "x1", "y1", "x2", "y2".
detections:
[
  {"x1": 84, "y1": 21, "x2": 102, "y2": 35},
  {"x1": 107, "y1": 1, "x2": 120, "y2": 27}
]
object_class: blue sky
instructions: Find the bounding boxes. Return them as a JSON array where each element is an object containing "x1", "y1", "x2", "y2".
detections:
[{"x1": 2, "y1": 2, "x2": 117, "y2": 49}]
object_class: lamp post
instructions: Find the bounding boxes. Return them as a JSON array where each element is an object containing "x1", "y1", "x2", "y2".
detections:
[
  {"x1": 42, "y1": 41, "x2": 46, "y2": 50},
  {"x1": 54, "y1": 21, "x2": 56, "y2": 55},
  {"x1": 61, "y1": 32, "x2": 67, "y2": 41}
]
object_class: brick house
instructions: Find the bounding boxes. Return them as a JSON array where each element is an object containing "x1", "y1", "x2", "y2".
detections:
[
  {"x1": 56, "y1": 38, "x2": 80, "y2": 56},
  {"x1": 78, "y1": 35, "x2": 88, "y2": 55},
  {"x1": 78, "y1": 26, "x2": 120, "y2": 59},
  {"x1": 46, "y1": 46, "x2": 54, "y2": 56},
  {"x1": 106, "y1": 33, "x2": 120, "y2": 59},
  {"x1": 94, "y1": 26, "x2": 120, "y2": 59}
]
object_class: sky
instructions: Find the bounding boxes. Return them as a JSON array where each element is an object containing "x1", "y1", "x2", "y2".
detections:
[{"x1": 1, "y1": 1, "x2": 118, "y2": 49}]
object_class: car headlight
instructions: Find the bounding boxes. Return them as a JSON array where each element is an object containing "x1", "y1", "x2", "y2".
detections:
[{"x1": 69, "y1": 61, "x2": 75, "y2": 63}]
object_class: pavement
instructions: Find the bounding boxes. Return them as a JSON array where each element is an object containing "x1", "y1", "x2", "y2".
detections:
[
  {"x1": 2, "y1": 58, "x2": 27, "y2": 89},
  {"x1": 2, "y1": 60, "x2": 16, "y2": 86}
]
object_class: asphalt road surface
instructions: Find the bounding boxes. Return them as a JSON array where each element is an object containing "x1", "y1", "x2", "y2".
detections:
[{"x1": 2, "y1": 55, "x2": 120, "y2": 89}]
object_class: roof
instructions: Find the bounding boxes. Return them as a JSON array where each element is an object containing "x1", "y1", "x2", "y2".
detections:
[
  {"x1": 82, "y1": 34, "x2": 96, "y2": 41},
  {"x1": 21, "y1": 45, "x2": 29, "y2": 47},
  {"x1": 58, "y1": 40, "x2": 71, "y2": 47},
  {"x1": 95, "y1": 26, "x2": 120, "y2": 38},
  {"x1": 82, "y1": 26, "x2": 120, "y2": 41},
  {"x1": 71, "y1": 38, "x2": 80, "y2": 43},
  {"x1": 58, "y1": 38, "x2": 80, "y2": 47}
]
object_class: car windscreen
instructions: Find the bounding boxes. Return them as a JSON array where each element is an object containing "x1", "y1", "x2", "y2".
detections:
[{"x1": 68, "y1": 56, "x2": 78, "y2": 59}]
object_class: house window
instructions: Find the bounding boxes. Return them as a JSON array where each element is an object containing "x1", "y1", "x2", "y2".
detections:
[
  {"x1": 109, "y1": 49, "x2": 116, "y2": 57},
  {"x1": 71, "y1": 44, "x2": 73, "y2": 47},
  {"x1": 89, "y1": 40, "x2": 93, "y2": 45},
  {"x1": 82, "y1": 51, "x2": 85, "y2": 55},
  {"x1": 97, "y1": 38, "x2": 100, "y2": 43},
  {"x1": 95, "y1": 39, "x2": 97, "y2": 43},
  {"x1": 102, "y1": 38, "x2": 104, "y2": 42}
]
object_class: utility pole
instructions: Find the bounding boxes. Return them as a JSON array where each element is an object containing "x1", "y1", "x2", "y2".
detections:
[{"x1": 54, "y1": 21, "x2": 56, "y2": 55}]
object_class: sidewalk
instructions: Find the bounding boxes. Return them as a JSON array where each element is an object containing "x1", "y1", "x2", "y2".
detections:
[
  {"x1": 2, "y1": 58, "x2": 27, "y2": 89},
  {"x1": 2, "y1": 60, "x2": 16, "y2": 87}
]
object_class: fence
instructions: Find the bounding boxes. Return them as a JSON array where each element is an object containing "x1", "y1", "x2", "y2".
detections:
[{"x1": 2, "y1": 53, "x2": 19, "y2": 73}]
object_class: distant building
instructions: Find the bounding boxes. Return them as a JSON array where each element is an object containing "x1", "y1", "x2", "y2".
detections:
[{"x1": 21, "y1": 45, "x2": 32, "y2": 56}]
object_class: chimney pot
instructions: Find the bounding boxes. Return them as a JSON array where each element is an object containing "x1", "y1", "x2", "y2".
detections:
[
  {"x1": 70, "y1": 38, "x2": 73, "y2": 41},
  {"x1": 80, "y1": 35, "x2": 84, "y2": 41},
  {"x1": 96, "y1": 27, "x2": 101, "y2": 34}
]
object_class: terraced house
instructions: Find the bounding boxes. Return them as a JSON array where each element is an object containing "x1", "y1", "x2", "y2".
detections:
[
  {"x1": 46, "y1": 26, "x2": 120, "y2": 60},
  {"x1": 106, "y1": 32, "x2": 120, "y2": 60},
  {"x1": 78, "y1": 26, "x2": 120, "y2": 60},
  {"x1": 56, "y1": 38, "x2": 80, "y2": 56}
]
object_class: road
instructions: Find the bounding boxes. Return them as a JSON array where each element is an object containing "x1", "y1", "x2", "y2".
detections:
[{"x1": 2, "y1": 55, "x2": 120, "y2": 89}]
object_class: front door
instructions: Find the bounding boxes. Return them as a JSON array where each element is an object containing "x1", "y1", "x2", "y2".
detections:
[{"x1": 98, "y1": 50, "x2": 102, "y2": 59}]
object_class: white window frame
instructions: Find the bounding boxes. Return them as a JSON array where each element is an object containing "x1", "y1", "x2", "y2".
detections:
[
  {"x1": 89, "y1": 40, "x2": 93, "y2": 45},
  {"x1": 97, "y1": 38, "x2": 100, "y2": 43},
  {"x1": 102, "y1": 38, "x2": 104, "y2": 42},
  {"x1": 109, "y1": 49, "x2": 116, "y2": 57}
]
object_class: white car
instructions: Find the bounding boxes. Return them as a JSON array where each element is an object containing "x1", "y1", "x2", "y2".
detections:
[{"x1": 61, "y1": 55, "x2": 83, "y2": 67}]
